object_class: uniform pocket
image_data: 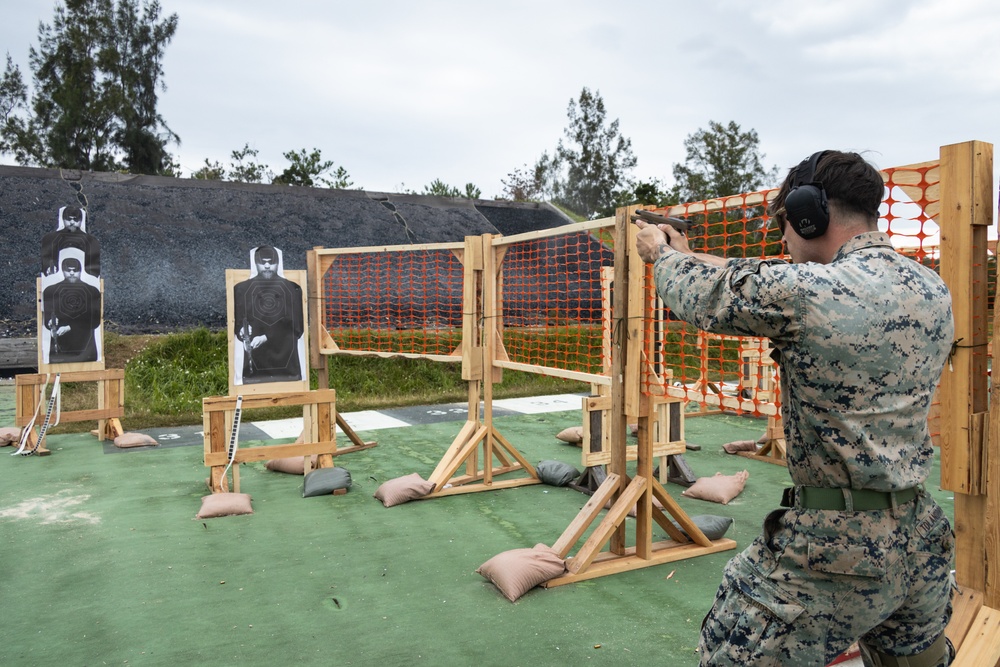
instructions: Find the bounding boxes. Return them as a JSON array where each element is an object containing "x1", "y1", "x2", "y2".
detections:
[
  {"x1": 700, "y1": 564, "x2": 805, "y2": 665},
  {"x1": 807, "y1": 538, "x2": 886, "y2": 579}
]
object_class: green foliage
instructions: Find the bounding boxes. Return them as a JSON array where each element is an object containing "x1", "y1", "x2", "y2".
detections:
[
  {"x1": 110, "y1": 329, "x2": 586, "y2": 430},
  {"x1": 0, "y1": 0, "x2": 179, "y2": 174},
  {"x1": 547, "y1": 87, "x2": 637, "y2": 218},
  {"x1": 603, "y1": 178, "x2": 678, "y2": 217},
  {"x1": 273, "y1": 147, "x2": 355, "y2": 188},
  {"x1": 228, "y1": 143, "x2": 272, "y2": 183},
  {"x1": 190, "y1": 144, "x2": 272, "y2": 183},
  {"x1": 671, "y1": 120, "x2": 779, "y2": 202},
  {"x1": 0, "y1": 54, "x2": 29, "y2": 156},
  {"x1": 664, "y1": 121, "x2": 783, "y2": 259},
  {"x1": 125, "y1": 328, "x2": 229, "y2": 420},
  {"x1": 192, "y1": 158, "x2": 225, "y2": 181},
  {"x1": 420, "y1": 178, "x2": 481, "y2": 199}
]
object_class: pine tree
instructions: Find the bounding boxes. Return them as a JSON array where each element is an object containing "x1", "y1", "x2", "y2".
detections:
[
  {"x1": 0, "y1": 0, "x2": 179, "y2": 174},
  {"x1": 551, "y1": 87, "x2": 637, "y2": 218}
]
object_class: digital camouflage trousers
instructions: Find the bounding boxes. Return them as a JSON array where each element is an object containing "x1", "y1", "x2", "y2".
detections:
[{"x1": 698, "y1": 491, "x2": 954, "y2": 666}]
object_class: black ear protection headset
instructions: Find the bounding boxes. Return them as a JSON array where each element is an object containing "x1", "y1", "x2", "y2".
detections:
[{"x1": 783, "y1": 150, "x2": 830, "y2": 239}]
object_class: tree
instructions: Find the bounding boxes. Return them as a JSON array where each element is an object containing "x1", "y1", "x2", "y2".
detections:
[
  {"x1": 0, "y1": 0, "x2": 179, "y2": 174},
  {"x1": 603, "y1": 178, "x2": 676, "y2": 217},
  {"x1": 192, "y1": 158, "x2": 225, "y2": 181},
  {"x1": 500, "y1": 159, "x2": 549, "y2": 202},
  {"x1": 228, "y1": 143, "x2": 271, "y2": 184},
  {"x1": 421, "y1": 178, "x2": 481, "y2": 199},
  {"x1": 273, "y1": 148, "x2": 354, "y2": 188},
  {"x1": 670, "y1": 120, "x2": 779, "y2": 203},
  {"x1": 0, "y1": 55, "x2": 29, "y2": 157},
  {"x1": 670, "y1": 121, "x2": 781, "y2": 260},
  {"x1": 549, "y1": 87, "x2": 637, "y2": 218}
]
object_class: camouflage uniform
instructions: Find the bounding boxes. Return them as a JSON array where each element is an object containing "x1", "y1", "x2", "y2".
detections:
[{"x1": 652, "y1": 232, "x2": 955, "y2": 666}]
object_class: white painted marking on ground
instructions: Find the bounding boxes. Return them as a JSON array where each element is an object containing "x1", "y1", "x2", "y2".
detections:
[
  {"x1": 247, "y1": 394, "x2": 584, "y2": 438},
  {"x1": 339, "y1": 411, "x2": 410, "y2": 432},
  {"x1": 0, "y1": 489, "x2": 100, "y2": 525},
  {"x1": 251, "y1": 410, "x2": 411, "y2": 439},
  {"x1": 491, "y1": 393, "x2": 585, "y2": 414},
  {"x1": 250, "y1": 418, "x2": 303, "y2": 439}
]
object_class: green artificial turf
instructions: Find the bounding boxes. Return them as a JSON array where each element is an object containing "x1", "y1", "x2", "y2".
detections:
[{"x1": 0, "y1": 384, "x2": 954, "y2": 666}]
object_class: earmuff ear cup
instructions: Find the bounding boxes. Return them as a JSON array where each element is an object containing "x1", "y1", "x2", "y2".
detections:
[{"x1": 784, "y1": 183, "x2": 829, "y2": 239}]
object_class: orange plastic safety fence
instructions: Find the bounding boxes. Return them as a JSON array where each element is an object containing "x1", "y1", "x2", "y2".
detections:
[
  {"x1": 640, "y1": 161, "x2": 952, "y2": 429},
  {"x1": 496, "y1": 229, "x2": 613, "y2": 379},
  {"x1": 320, "y1": 248, "x2": 464, "y2": 358}
]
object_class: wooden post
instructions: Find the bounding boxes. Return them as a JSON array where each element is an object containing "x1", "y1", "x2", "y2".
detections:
[
  {"x1": 607, "y1": 206, "x2": 633, "y2": 555},
  {"x1": 425, "y1": 234, "x2": 539, "y2": 497},
  {"x1": 938, "y1": 141, "x2": 994, "y2": 597},
  {"x1": 306, "y1": 247, "x2": 329, "y2": 390}
]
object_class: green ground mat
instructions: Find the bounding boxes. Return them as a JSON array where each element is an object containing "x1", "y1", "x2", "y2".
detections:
[{"x1": 0, "y1": 385, "x2": 954, "y2": 666}]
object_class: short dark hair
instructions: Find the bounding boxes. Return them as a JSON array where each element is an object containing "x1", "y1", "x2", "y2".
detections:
[
  {"x1": 770, "y1": 151, "x2": 883, "y2": 224},
  {"x1": 61, "y1": 257, "x2": 82, "y2": 271}
]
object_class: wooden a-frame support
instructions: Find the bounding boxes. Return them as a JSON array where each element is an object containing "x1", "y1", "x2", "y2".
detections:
[
  {"x1": 425, "y1": 234, "x2": 540, "y2": 497},
  {"x1": 543, "y1": 208, "x2": 736, "y2": 586}
]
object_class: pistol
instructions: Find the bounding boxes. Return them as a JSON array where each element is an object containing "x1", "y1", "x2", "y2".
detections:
[
  {"x1": 47, "y1": 317, "x2": 60, "y2": 354},
  {"x1": 630, "y1": 209, "x2": 691, "y2": 233},
  {"x1": 240, "y1": 317, "x2": 255, "y2": 375}
]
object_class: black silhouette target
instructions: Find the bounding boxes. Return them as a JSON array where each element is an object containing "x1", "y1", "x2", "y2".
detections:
[
  {"x1": 57, "y1": 283, "x2": 94, "y2": 319},
  {"x1": 233, "y1": 271, "x2": 305, "y2": 384},
  {"x1": 243, "y1": 281, "x2": 293, "y2": 326},
  {"x1": 41, "y1": 277, "x2": 102, "y2": 364}
]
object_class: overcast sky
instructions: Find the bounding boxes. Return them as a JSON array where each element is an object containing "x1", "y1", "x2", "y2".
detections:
[{"x1": 2, "y1": 0, "x2": 998, "y2": 200}]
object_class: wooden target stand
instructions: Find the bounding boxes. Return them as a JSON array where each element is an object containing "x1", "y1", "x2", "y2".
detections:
[
  {"x1": 543, "y1": 209, "x2": 736, "y2": 587},
  {"x1": 203, "y1": 268, "x2": 376, "y2": 494},
  {"x1": 424, "y1": 234, "x2": 540, "y2": 497},
  {"x1": 14, "y1": 277, "x2": 124, "y2": 455},
  {"x1": 203, "y1": 389, "x2": 341, "y2": 493}
]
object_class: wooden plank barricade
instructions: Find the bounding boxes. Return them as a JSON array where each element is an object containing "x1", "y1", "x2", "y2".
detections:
[
  {"x1": 15, "y1": 369, "x2": 125, "y2": 454},
  {"x1": 202, "y1": 389, "x2": 351, "y2": 493}
]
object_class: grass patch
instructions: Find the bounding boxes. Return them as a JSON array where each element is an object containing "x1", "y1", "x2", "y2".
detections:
[{"x1": 55, "y1": 328, "x2": 589, "y2": 432}]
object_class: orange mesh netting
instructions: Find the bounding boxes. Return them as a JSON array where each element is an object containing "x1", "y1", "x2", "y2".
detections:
[
  {"x1": 320, "y1": 247, "x2": 464, "y2": 358},
  {"x1": 495, "y1": 227, "x2": 613, "y2": 380},
  {"x1": 641, "y1": 161, "x2": 950, "y2": 425}
]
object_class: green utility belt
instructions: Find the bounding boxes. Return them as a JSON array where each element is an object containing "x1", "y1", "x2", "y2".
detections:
[{"x1": 780, "y1": 485, "x2": 919, "y2": 511}]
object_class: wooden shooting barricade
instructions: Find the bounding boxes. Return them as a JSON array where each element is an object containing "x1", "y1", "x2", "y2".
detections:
[
  {"x1": 309, "y1": 235, "x2": 541, "y2": 497},
  {"x1": 934, "y1": 141, "x2": 1000, "y2": 662},
  {"x1": 542, "y1": 208, "x2": 737, "y2": 586},
  {"x1": 575, "y1": 263, "x2": 690, "y2": 490},
  {"x1": 15, "y1": 368, "x2": 125, "y2": 454},
  {"x1": 203, "y1": 389, "x2": 345, "y2": 493}
]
